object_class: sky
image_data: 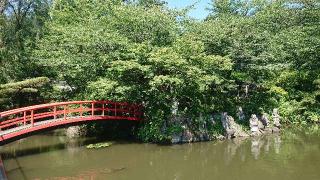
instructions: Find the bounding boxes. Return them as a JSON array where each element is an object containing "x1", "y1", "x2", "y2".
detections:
[{"x1": 166, "y1": 0, "x2": 212, "y2": 19}]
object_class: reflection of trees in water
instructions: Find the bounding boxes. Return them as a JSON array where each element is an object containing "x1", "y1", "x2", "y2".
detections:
[
  {"x1": 250, "y1": 135, "x2": 281, "y2": 159},
  {"x1": 264, "y1": 136, "x2": 271, "y2": 153},
  {"x1": 153, "y1": 136, "x2": 285, "y2": 179},
  {"x1": 224, "y1": 138, "x2": 247, "y2": 164},
  {"x1": 0, "y1": 136, "x2": 97, "y2": 159},
  {"x1": 3, "y1": 134, "x2": 290, "y2": 180},
  {"x1": 144, "y1": 142, "x2": 224, "y2": 180},
  {"x1": 65, "y1": 138, "x2": 85, "y2": 155},
  {"x1": 36, "y1": 167, "x2": 127, "y2": 180},
  {"x1": 222, "y1": 135, "x2": 282, "y2": 161},
  {"x1": 274, "y1": 136, "x2": 281, "y2": 154},
  {"x1": 150, "y1": 135, "x2": 283, "y2": 176},
  {"x1": 251, "y1": 137, "x2": 265, "y2": 159}
]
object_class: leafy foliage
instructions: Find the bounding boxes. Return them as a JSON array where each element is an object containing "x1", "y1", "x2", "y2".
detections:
[
  {"x1": 0, "y1": 77, "x2": 50, "y2": 110},
  {"x1": 1, "y1": 0, "x2": 319, "y2": 141}
]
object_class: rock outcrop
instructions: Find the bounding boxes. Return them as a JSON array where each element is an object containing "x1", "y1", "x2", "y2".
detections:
[
  {"x1": 221, "y1": 112, "x2": 249, "y2": 138},
  {"x1": 170, "y1": 109, "x2": 282, "y2": 144},
  {"x1": 171, "y1": 125, "x2": 211, "y2": 144}
]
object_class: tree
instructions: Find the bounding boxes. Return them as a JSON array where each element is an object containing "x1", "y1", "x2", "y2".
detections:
[
  {"x1": 0, "y1": 0, "x2": 50, "y2": 83},
  {"x1": 0, "y1": 77, "x2": 49, "y2": 110},
  {"x1": 34, "y1": 0, "x2": 235, "y2": 141},
  {"x1": 129, "y1": 0, "x2": 167, "y2": 7},
  {"x1": 203, "y1": 0, "x2": 320, "y2": 122},
  {"x1": 1, "y1": 0, "x2": 318, "y2": 141}
]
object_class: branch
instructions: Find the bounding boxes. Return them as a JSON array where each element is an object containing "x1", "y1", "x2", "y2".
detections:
[
  {"x1": 21, "y1": 1, "x2": 33, "y2": 20},
  {"x1": 0, "y1": 0, "x2": 8, "y2": 15}
]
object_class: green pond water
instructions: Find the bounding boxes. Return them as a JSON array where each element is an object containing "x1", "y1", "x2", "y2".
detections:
[{"x1": 1, "y1": 129, "x2": 320, "y2": 180}]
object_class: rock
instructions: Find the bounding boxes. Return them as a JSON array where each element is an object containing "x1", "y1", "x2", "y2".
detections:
[
  {"x1": 272, "y1": 109, "x2": 281, "y2": 128},
  {"x1": 171, "y1": 134, "x2": 182, "y2": 144},
  {"x1": 181, "y1": 129, "x2": 194, "y2": 143},
  {"x1": 217, "y1": 135, "x2": 226, "y2": 140},
  {"x1": 249, "y1": 114, "x2": 259, "y2": 133},
  {"x1": 264, "y1": 127, "x2": 273, "y2": 134},
  {"x1": 210, "y1": 113, "x2": 217, "y2": 125},
  {"x1": 232, "y1": 125, "x2": 249, "y2": 137},
  {"x1": 258, "y1": 119, "x2": 264, "y2": 130},
  {"x1": 261, "y1": 113, "x2": 270, "y2": 128},
  {"x1": 272, "y1": 127, "x2": 280, "y2": 133},
  {"x1": 198, "y1": 132, "x2": 210, "y2": 141},
  {"x1": 221, "y1": 112, "x2": 249, "y2": 138},
  {"x1": 250, "y1": 114, "x2": 264, "y2": 136},
  {"x1": 66, "y1": 125, "x2": 86, "y2": 138},
  {"x1": 221, "y1": 112, "x2": 234, "y2": 138},
  {"x1": 237, "y1": 107, "x2": 246, "y2": 121},
  {"x1": 226, "y1": 129, "x2": 236, "y2": 138}
]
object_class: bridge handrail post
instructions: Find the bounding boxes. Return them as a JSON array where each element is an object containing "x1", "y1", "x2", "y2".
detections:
[
  {"x1": 102, "y1": 103, "x2": 105, "y2": 116},
  {"x1": 105, "y1": 102, "x2": 109, "y2": 116},
  {"x1": 64, "y1": 105, "x2": 67, "y2": 121},
  {"x1": 31, "y1": 110, "x2": 34, "y2": 127},
  {"x1": 53, "y1": 106, "x2": 57, "y2": 120},
  {"x1": 80, "y1": 103, "x2": 83, "y2": 117},
  {"x1": 91, "y1": 102, "x2": 95, "y2": 116},
  {"x1": 23, "y1": 111, "x2": 27, "y2": 126}
]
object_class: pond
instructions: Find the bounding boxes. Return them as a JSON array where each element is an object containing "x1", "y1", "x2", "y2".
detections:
[{"x1": 1, "y1": 128, "x2": 320, "y2": 180}]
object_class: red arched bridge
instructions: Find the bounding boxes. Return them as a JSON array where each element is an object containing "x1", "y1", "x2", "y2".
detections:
[{"x1": 0, "y1": 100, "x2": 143, "y2": 145}]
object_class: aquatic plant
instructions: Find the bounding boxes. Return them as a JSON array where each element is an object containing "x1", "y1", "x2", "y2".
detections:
[{"x1": 86, "y1": 142, "x2": 113, "y2": 149}]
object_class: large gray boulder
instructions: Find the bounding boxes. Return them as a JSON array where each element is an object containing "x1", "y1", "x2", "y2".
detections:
[{"x1": 221, "y1": 112, "x2": 249, "y2": 138}]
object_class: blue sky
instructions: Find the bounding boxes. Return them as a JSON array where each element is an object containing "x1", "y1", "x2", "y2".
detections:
[{"x1": 166, "y1": 0, "x2": 212, "y2": 19}]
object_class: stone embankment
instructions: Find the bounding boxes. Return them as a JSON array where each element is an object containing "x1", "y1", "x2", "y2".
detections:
[{"x1": 171, "y1": 108, "x2": 282, "y2": 144}]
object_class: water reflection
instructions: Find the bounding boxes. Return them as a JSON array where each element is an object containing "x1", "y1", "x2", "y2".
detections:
[
  {"x1": 274, "y1": 135, "x2": 281, "y2": 154},
  {"x1": 252, "y1": 137, "x2": 267, "y2": 159},
  {"x1": 1, "y1": 135, "x2": 101, "y2": 159},
  {"x1": 2, "y1": 131, "x2": 320, "y2": 180},
  {"x1": 225, "y1": 138, "x2": 246, "y2": 164},
  {"x1": 222, "y1": 135, "x2": 282, "y2": 162}
]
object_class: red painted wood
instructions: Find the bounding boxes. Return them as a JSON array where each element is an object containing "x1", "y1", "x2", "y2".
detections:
[{"x1": 0, "y1": 100, "x2": 142, "y2": 144}]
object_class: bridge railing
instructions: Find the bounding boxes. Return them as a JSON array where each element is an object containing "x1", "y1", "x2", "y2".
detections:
[{"x1": 0, "y1": 100, "x2": 143, "y2": 132}]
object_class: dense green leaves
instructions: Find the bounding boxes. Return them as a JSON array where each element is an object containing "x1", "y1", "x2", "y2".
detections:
[
  {"x1": 1, "y1": 0, "x2": 319, "y2": 141},
  {"x1": 0, "y1": 77, "x2": 50, "y2": 110}
]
